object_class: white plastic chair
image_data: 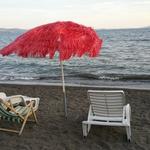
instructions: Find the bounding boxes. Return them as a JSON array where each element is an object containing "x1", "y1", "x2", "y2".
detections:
[
  {"x1": 0, "y1": 92, "x2": 40, "y2": 112},
  {"x1": 82, "y1": 90, "x2": 131, "y2": 141},
  {"x1": 0, "y1": 92, "x2": 7, "y2": 99}
]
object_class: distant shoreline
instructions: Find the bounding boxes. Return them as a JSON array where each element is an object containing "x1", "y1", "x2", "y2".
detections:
[{"x1": 0, "y1": 80, "x2": 150, "y2": 90}]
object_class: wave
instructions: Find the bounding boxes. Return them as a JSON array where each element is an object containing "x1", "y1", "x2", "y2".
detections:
[
  {"x1": 101, "y1": 74, "x2": 150, "y2": 81},
  {"x1": 0, "y1": 74, "x2": 62, "y2": 81},
  {"x1": 117, "y1": 74, "x2": 150, "y2": 80},
  {"x1": 0, "y1": 73, "x2": 150, "y2": 82},
  {"x1": 71, "y1": 73, "x2": 150, "y2": 81},
  {"x1": 129, "y1": 39, "x2": 150, "y2": 42},
  {"x1": 0, "y1": 75, "x2": 38, "y2": 81}
]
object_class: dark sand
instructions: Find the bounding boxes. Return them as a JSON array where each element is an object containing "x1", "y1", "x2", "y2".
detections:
[{"x1": 0, "y1": 83, "x2": 150, "y2": 150}]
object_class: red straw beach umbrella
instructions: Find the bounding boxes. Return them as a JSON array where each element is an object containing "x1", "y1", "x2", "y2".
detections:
[{"x1": 0, "y1": 21, "x2": 103, "y2": 117}]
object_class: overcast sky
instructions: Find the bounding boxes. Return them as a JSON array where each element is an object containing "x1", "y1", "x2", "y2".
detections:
[{"x1": 0, "y1": 0, "x2": 150, "y2": 29}]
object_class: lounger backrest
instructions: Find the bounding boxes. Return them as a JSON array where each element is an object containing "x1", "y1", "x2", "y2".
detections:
[
  {"x1": 9, "y1": 96, "x2": 24, "y2": 105},
  {"x1": 88, "y1": 90, "x2": 125, "y2": 118}
]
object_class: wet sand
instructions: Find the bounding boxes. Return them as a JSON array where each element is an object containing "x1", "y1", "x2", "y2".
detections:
[{"x1": 0, "y1": 83, "x2": 150, "y2": 150}]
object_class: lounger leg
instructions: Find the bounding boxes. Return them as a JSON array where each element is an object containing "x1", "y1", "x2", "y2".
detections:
[
  {"x1": 87, "y1": 124, "x2": 91, "y2": 133},
  {"x1": 82, "y1": 123, "x2": 88, "y2": 137},
  {"x1": 82, "y1": 122, "x2": 91, "y2": 137},
  {"x1": 19, "y1": 107, "x2": 31, "y2": 135},
  {"x1": 125, "y1": 104, "x2": 131, "y2": 141},
  {"x1": 31, "y1": 107, "x2": 38, "y2": 124},
  {"x1": 126, "y1": 126, "x2": 131, "y2": 141}
]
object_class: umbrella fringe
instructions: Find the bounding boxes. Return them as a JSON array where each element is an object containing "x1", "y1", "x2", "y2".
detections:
[{"x1": 0, "y1": 21, "x2": 102, "y2": 60}]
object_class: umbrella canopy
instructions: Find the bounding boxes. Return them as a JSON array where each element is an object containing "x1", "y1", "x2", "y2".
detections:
[
  {"x1": 0, "y1": 21, "x2": 102, "y2": 60},
  {"x1": 0, "y1": 21, "x2": 103, "y2": 117}
]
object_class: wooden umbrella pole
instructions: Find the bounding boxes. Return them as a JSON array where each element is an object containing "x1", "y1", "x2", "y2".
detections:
[{"x1": 60, "y1": 61, "x2": 68, "y2": 118}]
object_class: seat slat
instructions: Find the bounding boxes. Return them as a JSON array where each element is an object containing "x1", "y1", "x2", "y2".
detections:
[
  {"x1": 93, "y1": 110, "x2": 123, "y2": 115},
  {"x1": 91, "y1": 100, "x2": 123, "y2": 104},
  {"x1": 90, "y1": 97, "x2": 123, "y2": 102},
  {"x1": 93, "y1": 112, "x2": 123, "y2": 117},
  {"x1": 91, "y1": 103, "x2": 123, "y2": 109},
  {"x1": 89, "y1": 116, "x2": 123, "y2": 121},
  {"x1": 90, "y1": 98, "x2": 123, "y2": 102},
  {"x1": 89, "y1": 95, "x2": 123, "y2": 99},
  {"x1": 92, "y1": 108, "x2": 123, "y2": 113}
]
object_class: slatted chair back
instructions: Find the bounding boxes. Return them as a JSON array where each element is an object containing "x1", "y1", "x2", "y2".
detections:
[{"x1": 88, "y1": 90, "x2": 125, "y2": 118}]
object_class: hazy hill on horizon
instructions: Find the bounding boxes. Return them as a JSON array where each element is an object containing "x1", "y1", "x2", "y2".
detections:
[{"x1": 0, "y1": 25, "x2": 150, "y2": 31}]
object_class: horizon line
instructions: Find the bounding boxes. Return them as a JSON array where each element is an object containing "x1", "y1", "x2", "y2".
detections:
[{"x1": 0, "y1": 25, "x2": 150, "y2": 31}]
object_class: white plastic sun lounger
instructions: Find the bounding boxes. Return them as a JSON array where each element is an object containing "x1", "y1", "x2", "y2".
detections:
[{"x1": 82, "y1": 90, "x2": 131, "y2": 141}]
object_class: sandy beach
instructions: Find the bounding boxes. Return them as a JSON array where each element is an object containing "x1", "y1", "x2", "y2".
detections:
[{"x1": 0, "y1": 82, "x2": 150, "y2": 150}]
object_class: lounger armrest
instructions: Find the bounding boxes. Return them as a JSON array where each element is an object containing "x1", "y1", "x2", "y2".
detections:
[
  {"x1": 23, "y1": 97, "x2": 40, "y2": 111},
  {"x1": 29, "y1": 97, "x2": 40, "y2": 108},
  {"x1": 123, "y1": 104, "x2": 131, "y2": 125},
  {"x1": 87, "y1": 105, "x2": 94, "y2": 121}
]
